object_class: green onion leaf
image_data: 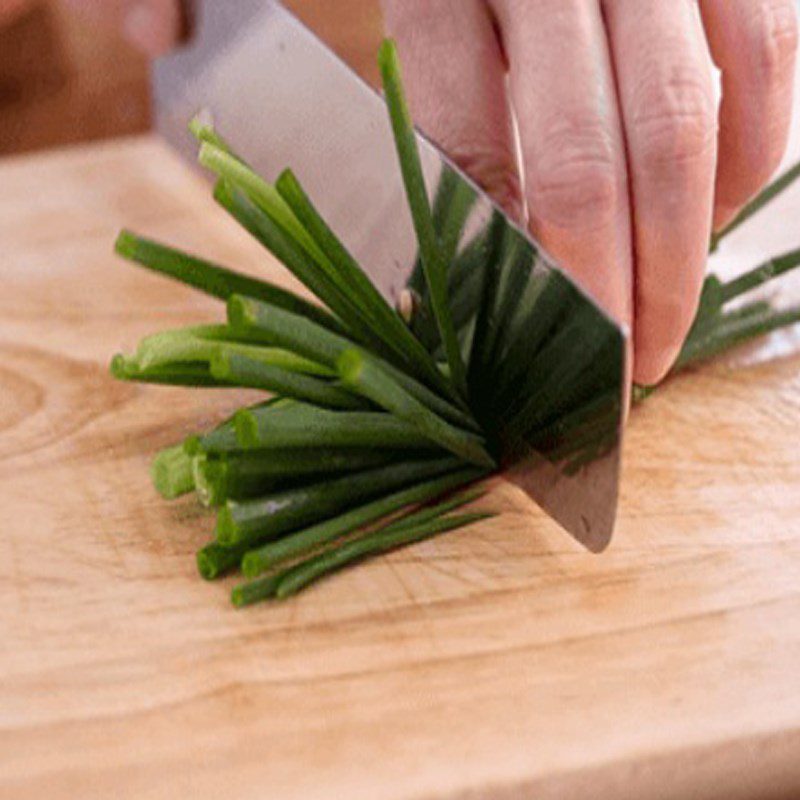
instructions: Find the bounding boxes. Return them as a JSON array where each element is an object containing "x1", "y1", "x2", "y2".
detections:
[{"x1": 379, "y1": 38, "x2": 468, "y2": 398}]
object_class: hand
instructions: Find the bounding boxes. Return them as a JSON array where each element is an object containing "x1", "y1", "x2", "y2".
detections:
[
  {"x1": 0, "y1": 0, "x2": 35, "y2": 24},
  {"x1": 62, "y1": 0, "x2": 184, "y2": 58},
  {"x1": 381, "y1": 0, "x2": 799, "y2": 385}
]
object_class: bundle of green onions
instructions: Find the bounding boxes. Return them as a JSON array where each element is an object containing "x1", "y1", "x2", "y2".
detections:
[{"x1": 112, "y1": 40, "x2": 800, "y2": 606}]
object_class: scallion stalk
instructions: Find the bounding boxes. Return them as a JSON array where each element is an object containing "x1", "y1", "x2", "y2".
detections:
[
  {"x1": 234, "y1": 402, "x2": 444, "y2": 451},
  {"x1": 379, "y1": 39, "x2": 468, "y2": 398},
  {"x1": 719, "y1": 246, "x2": 800, "y2": 304},
  {"x1": 197, "y1": 541, "x2": 249, "y2": 580},
  {"x1": 275, "y1": 167, "x2": 459, "y2": 400},
  {"x1": 151, "y1": 444, "x2": 194, "y2": 499},
  {"x1": 337, "y1": 349, "x2": 495, "y2": 468},
  {"x1": 273, "y1": 512, "x2": 493, "y2": 599},
  {"x1": 110, "y1": 354, "x2": 229, "y2": 388},
  {"x1": 229, "y1": 295, "x2": 476, "y2": 428},
  {"x1": 193, "y1": 447, "x2": 404, "y2": 507},
  {"x1": 114, "y1": 229, "x2": 343, "y2": 333},
  {"x1": 210, "y1": 351, "x2": 368, "y2": 410},
  {"x1": 241, "y1": 468, "x2": 484, "y2": 575},
  {"x1": 216, "y1": 456, "x2": 463, "y2": 547}
]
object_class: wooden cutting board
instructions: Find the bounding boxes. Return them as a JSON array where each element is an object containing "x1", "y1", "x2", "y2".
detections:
[{"x1": 1, "y1": 135, "x2": 799, "y2": 800}]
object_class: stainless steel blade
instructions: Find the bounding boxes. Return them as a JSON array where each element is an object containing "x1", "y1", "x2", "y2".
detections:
[{"x1": 153, "y1": 0, "x2": 628, "y2": 551}]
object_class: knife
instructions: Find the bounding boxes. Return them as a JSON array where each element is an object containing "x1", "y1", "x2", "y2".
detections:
[{"x1": 152, "y1": 0, "x2": 627, "y2": 552}]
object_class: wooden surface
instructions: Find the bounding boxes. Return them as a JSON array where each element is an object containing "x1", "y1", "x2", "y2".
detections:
[
  {"x1": 0, "y1": 0, "x2": 383, "y2": 156},
  {"x1": 1, "y1": 135, "x2": 800, "y2": 800}
]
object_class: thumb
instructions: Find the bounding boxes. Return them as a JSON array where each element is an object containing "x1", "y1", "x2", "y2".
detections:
[{"x1": 381, "y1": 0, "x2": 522, "y2": 219}]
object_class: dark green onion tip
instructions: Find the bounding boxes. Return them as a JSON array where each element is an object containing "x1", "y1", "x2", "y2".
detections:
[
  {"x1": 215, "y1": 505, "x2": 237, "y2": 545},
  {"x1": 196, "y1": 550, "x2": 218, "y2": 580},
  {"x1": 114, "y1": 229, "x2": 138, "y2": 259},
  {"x1": 231, "y1": 574, "x2": 282, "y2": 608},
  {"x1": 109, "y1": 353, "x2": 130, "y2": 379}
]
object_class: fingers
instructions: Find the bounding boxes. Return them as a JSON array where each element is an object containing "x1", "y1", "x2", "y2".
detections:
[
  {"x1": 700, "y1": 0, "x2": 799, "y2": 229},
  {"x1": 380, "y1": 0, "x2": 522, "y2": 216},
  {"x1": 0, "y1": 0, "x2": 34, "y2": 25},
  {"x1": 63, "y1": 0, "x2": 183, "y2": 57},
  {"x1": 489, "y1": 0, "x2": 633, "y2": 332},
  {"x1": 603, "y1": 0, "x2": 717, "y2": 385}
]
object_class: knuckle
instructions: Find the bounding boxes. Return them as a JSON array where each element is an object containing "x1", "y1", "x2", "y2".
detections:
[
  {"x1": 745, "y1": 0, "x2": 799, "y2": 83},
  {"x1": 527, "y1": 117, "x2": 622, "y2": 230},
  {"x1": 630, "y1": 62, "x2": 717, "y2": 169}
]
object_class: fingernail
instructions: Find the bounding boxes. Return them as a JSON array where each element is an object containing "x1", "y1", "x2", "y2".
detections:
[{"x1": 124, "y1": 3, "x2": 162, "y2": 57}]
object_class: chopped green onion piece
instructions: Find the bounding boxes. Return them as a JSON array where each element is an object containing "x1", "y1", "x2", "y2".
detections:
[
  {"x1": 234, "y1": 401, "x2": 444, "y2": 451},
  {"x1": 197, "y1": 541, "x2": 249, "y2": 580},
  {"x1": 193, "y1": 447, "x2": 403, "y2": 507},
  {"x1": 214, "y1": 180, "x2": 387, "y2": 352},
  {"x1": 210, "y1": 351, "x2": 368, "y2": 410},
  {"x1": 337, "y1": 349, "x2": 495, "y2": 468},
  {"x1": 216, "y1": 456, "x2": 463, "y2": 547},
  {"x1": 114, "y1": 229, "x2": 343, "y2": 333},
  {"x1": 151, "y1": 444, "x2": 194, "y2": 499},
  {"x1": 274, "y1": 512, "x2": 493, "y2": 599},
  {"x1": 276, "y1": 168, "x2": 458, "y2": 400},
  {"x1": 231, "y1": 573, "x2": 283, "y2": 607},
  {"x1": 241, "y1": 468, "x2": 484, "y2": 575},
  {"x1": 134, "y1": 326, "x2": 330, "y2": 376},
  {"x1": 379, "y1": 38, "x2": 468, "y2": 397},
  {"x1": 199, "y1": 143, "x2": 328, "y2": 264},
  {"x1": 110, "y1": 354, "x2": 229, "y2": 388},
  {"x1": 380, "y1": 488, "x2": 486, "y2": 534},
  {"x1": 230, "y1": 295, "x2": 475, "y2": 428}
]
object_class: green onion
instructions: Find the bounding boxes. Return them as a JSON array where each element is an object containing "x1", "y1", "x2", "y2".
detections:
[
  {"x1": 719, "y1": 246, "x2": 800, "y2": 304},
  {"x1": 234, "y1": 401, "x2": 443, "y2": 451},
  {"x1": 151, "y1": 444, "x2": 194, "y2": 499},
  {"x1": 134, "y1": 325, "x2": 330, "y2": 376},
  {"x1": 379, "y1": 39, "x2": 468, "y2": 398},
  {"x1": 273, "y1": 512, "x2": 493, "y2": 599},
  {"x1": 188, "y1": 113, "x2": 236, "y2": 155},
  {"x1": 210, "y1": 351, "x2": 368, "y2": 410},
  {"x1": 193, "y1": 447, "x2": 403, "y2": 507},
  {"x1": 276, "y1": 168, "x2": 458, "y2": 399},
  {"x1": 337, "y1": 349, "x2": 495, "y2": 468},
  {"x1": 378, "y1": 487, "x2": 486, "y2": 535},
  {"x1": 219, "y1": 179, "x2": 402, "y2": 357},
  {"x1": 241, "y1": 468, "x2": 484, "y2": 575},
  {"x1": 199, "y1": 144, "x2": 328, "y2": 263},
  {"x1": 231, "y1": 573, "x2": 283, "y2": 606},
  {"x1": 229, "y1": 295, "x2": 475, "y2": 428},
  {"x1": 711, "y1": 159, "x2": 800, "y2": 251},
  {"x1": 216, "y1": 456, "x2": 463, "y2": 547},
  {"x1": 197, "y1": 541, "x2": 249, "y2": 580},
  {"x1": 110, "y1": 354, "x2": 229, "y2": 388},
  {"x1": 114, "y1": 229, "x2": 343, "y2": 333},
  {"x1": 676, "y1": 304, "x2": 800, "y2": 369}
]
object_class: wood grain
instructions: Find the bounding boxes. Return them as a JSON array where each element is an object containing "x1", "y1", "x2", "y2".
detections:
[{"x1": 1, "y1": 136, "x2": 799, "y2": 800}]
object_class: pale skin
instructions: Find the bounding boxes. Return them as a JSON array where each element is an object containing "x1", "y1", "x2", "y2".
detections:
[{"x1": 3, "y1": 0, "x2": 797, "y2": 384}]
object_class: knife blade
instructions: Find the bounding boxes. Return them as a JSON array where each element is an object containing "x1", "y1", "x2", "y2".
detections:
[{"x1": 152, "y1": 0, "x2": 628, "y2": 551}]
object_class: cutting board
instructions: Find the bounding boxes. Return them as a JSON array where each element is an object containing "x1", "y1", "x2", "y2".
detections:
[{"x1": 1, "y1": 135, "x2": 799, "y2": 800}]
